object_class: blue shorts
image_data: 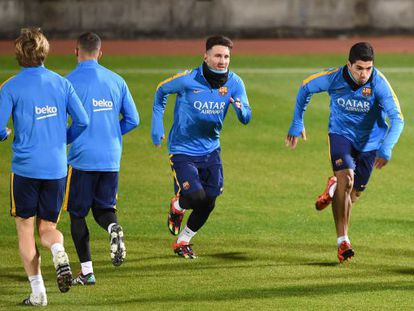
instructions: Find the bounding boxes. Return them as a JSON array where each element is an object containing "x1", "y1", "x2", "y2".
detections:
[
  {"x1": 65, "y1": 167, "x2": 119, "y2": 218},
  {"x1": 10, "y1": 173, "x2": 66, "y2": 222},
  {"x1": 329, "y1": 133, "x2": 376, "y2": 192},
  {"x1": 169, "y1": 149, "x2": 224, "y2": 197}
]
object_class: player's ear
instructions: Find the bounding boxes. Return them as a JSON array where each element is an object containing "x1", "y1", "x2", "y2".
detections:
[
  {"x1": 347, "y1": 60, "x2": 352, "y2": 69},
  {"x1": 98, "y1": 50, "x2": 103, "y2": 60}
]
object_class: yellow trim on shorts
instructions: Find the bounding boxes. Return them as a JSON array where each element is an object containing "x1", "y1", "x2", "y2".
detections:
[
  {"x1": 156, "y1": 70, "x2": 191, "y2": 90},
  {"x1": 327, "y1": 134, "x2": 332, "y2": 163},
  {"x1": 62, "y1": 166, "x2": 73, "y2": 212},
  {"x1": 169, "y1": 154, "x2": 181, "y2": 196},
  {"x1": 10, "y1": 173, "x2": 16, "y2": 216},
  {"x1": 302, "y1": 68, "x2": 339, "y2": 86},
  {"x1": 377, "y1": 71, "x2": 404, "y2": 120}
]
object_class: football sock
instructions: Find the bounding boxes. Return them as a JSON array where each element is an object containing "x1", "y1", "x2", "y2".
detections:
[
  {"x1": 329, "y1": 180, "x2": 337, "y2": 197},
  {"x1": 92, "y1": 207, "x2": 118, "y2": 231},
  {"x1": 337, "y1": 235, "x2": 351, "y2": 246},
  {"x1": 28, "y1": 275, "x2": 46, "y2": 295},
  {"x1": 80, "y1": 261, "x2": 94, "y2": 275},
  {"x1": 70, "y1": 214, "x2": 91, "y2": 263},
  {"x1": 107, "y1": 223, "x2": 117, "y2": 234},
  {"x1": 177, "y1": 226, "x2": 197, "y2": 244},
  {"x1": 50, "y1": 243, "x2": 65, "y2": 257},
  {"x1": 173, "y1": 198, "x2": 185, "y2": 213}
]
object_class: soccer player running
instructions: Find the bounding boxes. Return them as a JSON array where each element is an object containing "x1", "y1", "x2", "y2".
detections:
[
  {"x1": 152, "y1": 35, "x2": 251, "y2": 259},
  {"x1": 0, "y1": 28, "x2": 89, "y2": 306},
  {"x1": 285, "y1": 42, "x2": 404, "y2": 263},
  {"x1": 66, "y1": 32, "x2": 139, "y2": 285}
]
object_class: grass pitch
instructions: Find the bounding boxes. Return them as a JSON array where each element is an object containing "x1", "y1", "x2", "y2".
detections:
[{"x1": 0, "y1": 53, "x2": 413, "y2": 310}]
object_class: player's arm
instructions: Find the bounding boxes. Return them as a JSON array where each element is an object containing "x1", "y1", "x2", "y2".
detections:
[
  {"x1": 286, "y1": 69, "x2": 336, "y2": 149},
  {"x1": 231, "y1": 77, "x2": 251, "y2": 125},
  {"x1": 120, "y1": 81, "x2": 139, "y2": 135},
  {"x1": 66, "y1": 82, "x2": 89, "y2": 144},
  {"x1": 151, "y1": 71, "x2": 188, "y2": 147},
  {"x1": 0, "y1": 84, "x2": 13, "y2": 141},
  {"x1": 375, "y1": 74, "x2": 404, "y2": 168}
]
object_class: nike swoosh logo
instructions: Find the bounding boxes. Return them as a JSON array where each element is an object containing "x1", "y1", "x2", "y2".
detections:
[{"x1": 193, "y1": 90, "x2": 203, "y2": 93}]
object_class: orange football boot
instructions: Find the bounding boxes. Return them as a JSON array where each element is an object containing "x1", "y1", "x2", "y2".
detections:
[{"x1": 315, "y1": 176, "x2": 337, "y2": 210}]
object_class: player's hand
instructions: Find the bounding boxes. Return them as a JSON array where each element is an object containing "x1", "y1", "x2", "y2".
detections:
[
  {"x1": 285, "y1": 129, "x2": 306, "y2": 149},
  {"x1": 154, "y1": 134, "x2": 165, "y2": 148},
  {"x1": 230, "y1": 97, "x2": 241, "y2": 109},
  {"x1": 6, "y1": 128, "x2": 12, "y2": 136},
  {"x1": 374, "y1": 157, "x2": 388, "y2": 169}
]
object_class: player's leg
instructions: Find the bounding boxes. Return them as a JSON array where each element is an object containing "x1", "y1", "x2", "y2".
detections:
[
  {"x1": 92, "y1": 172, "x2": 124, "y2": 267},
  {"x1": 168, "y1": 154, "x2": 203, "y2": 236},
  {"x1": 328, "y1": 134, "x2": 357, "y2": 262},
  {"x1": 38, "y1": 177, "x2": 72, "y2": 293},
  {"x1": 66, "y1": 168, "x2": 96, "y2": 284},
  {"x1": 174, "y1": 150, "x2": 223, "y2": 259},
  {"x1": 184, "y1": 157, "x2": 223, "y2": 233},
  {"x1": 352, "y1": 149, "x2": 376, "y2": 203},
  {"x1": 12, "y1": 174, "x2": 47, "y2": 306}
]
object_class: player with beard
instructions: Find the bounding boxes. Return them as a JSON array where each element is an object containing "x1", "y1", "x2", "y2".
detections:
[{"x1": 285, "y1": 42, "x2": 404, "y2": 262}]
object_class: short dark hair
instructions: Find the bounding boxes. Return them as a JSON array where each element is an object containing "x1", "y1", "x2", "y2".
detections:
[
  {"x1": 348, "y1": 42, "x2": 374, "y2": 64},
  {"x1": 77, "y1": 32, "x2": 101, "y2": 53},
  {"x1": 206, "y1": 35, "x2": 233, "y2": 51}
]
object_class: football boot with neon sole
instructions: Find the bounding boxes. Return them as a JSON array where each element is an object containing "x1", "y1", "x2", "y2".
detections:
[
  {"x1": 168, "y1": 196, "x2": 185, "y2": 236},
  {"x1": 315, "y1": 176, "x2": 337, "y2": 210},
  {"x1": 337, "y1": 241, "x2": 355, "y2": 263},
  {"x1": 72, "y1": 272, "x2": 96, "y2": 285},
  {"x1": 173, "y1": 241, "x2": 197, "y2": 259}
]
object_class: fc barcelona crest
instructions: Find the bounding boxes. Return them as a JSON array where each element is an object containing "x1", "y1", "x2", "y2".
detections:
[
  {"x1": 362, "y1": 87, "x2": 372, "y2": 97},
  {"x1": 182, "y1": 181, "x2": 190, "y2": 190},
  {"x1": 218, "y1": 86, "x2": 228, "y2": 96}
]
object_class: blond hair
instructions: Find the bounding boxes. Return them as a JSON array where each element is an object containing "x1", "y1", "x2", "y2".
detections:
[{"x1": 15, "y1": 28, "x2": 49, "y2": 67}]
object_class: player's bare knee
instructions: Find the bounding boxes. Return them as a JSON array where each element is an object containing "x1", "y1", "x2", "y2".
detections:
[
  {"x1": 351, "y1": 190, "x2": 362, "y2": 203},
  {"x1": 37, "y1": 220, "x2": 57, "y2": 236},
  {"x1": 345, "y1": 174, "x2": 353, "y2": 192}
]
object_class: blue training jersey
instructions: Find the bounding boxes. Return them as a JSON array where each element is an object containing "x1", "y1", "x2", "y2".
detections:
[
  {"x1": 0, "y1": 65, "x2": 89, "y2": 179},
  {"x1": 151, "y1": 64, "x2": 251, "y2": 156},
  {"x1": 67, "y1": 60, "x2": 139, "y2": 171},
  {"x1": 288, "y1": 66, "x2": 404, "y2": 160}
]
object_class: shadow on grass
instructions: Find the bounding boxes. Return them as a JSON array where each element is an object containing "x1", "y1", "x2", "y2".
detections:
[
  {"x1": 391, "y1": 268, "x2": 414, "y2": 275},
  {"x1": 75, "y1": 280, "x2": 414, "y2": 306},
  {"x1": 205, "y1": 252, "x2": 251, "y2": 261},
  {"x1": 304, "y1": 262, "x2": 338, "y2": 267}
]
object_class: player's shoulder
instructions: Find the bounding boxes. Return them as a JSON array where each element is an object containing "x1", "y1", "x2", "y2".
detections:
[
  {"x1": 157, "y1": 68, "x2": 193, "y2": 90},
  {"x1": 0, "y1": 75, "x2": 19, "y2": 92}
]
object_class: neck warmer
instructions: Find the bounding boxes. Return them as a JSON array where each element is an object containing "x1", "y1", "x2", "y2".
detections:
[{"x1": 202, "y1": 61, "x2": 228, "y2": 89}]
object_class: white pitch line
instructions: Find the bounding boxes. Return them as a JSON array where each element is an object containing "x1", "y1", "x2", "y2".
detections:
[{"x1": 2, "y1": 67, "x2": 414, "y2": 75}]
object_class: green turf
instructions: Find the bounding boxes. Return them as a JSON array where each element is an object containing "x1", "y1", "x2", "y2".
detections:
[{"x1": 0, "y1": 53, "x2": 413, "y2": 310}]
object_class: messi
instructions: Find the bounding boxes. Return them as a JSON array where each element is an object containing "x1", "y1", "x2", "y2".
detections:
[
  {"x1": 93, "y1": 98, "x2": 113, "y2": 107},
  {"x1": 35, "y1": 105, "x2": 57, "y2": 114}
]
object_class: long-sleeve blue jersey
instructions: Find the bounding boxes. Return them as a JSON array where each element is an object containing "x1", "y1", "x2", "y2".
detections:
[
  {"x1": 288, "y1": 66, "x2": 404, "y2": 160},
  {"x1": 0, "y1": 66, "x2": 89, "y2": 179},
  {"x1": 151, "y1": 64, "x2": 251, "y2": 156},
  {"x1": 67, "y1": 60, "x2": 139, "y2": 171}
]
